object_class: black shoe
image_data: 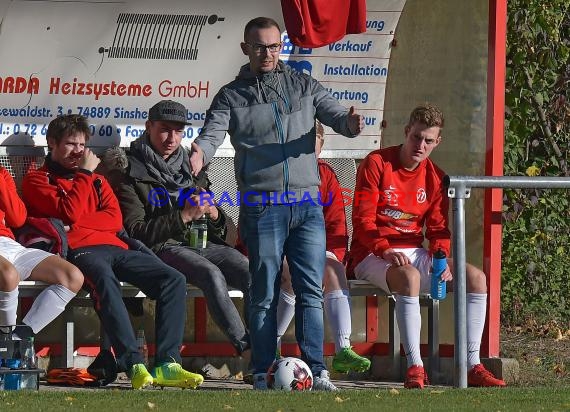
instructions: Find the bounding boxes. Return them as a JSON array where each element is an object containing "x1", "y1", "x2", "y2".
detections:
[
  {"x1": 243, "y1": 372, "x2": 253, "y2": 385},
  {"x1": 87, "y1": 349, "x2": 118, "y2": 386}
]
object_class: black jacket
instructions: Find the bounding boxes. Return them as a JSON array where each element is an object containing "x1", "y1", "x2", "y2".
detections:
[{"x1": 104, "y1": 146, "x2": 228, "y2": 253}]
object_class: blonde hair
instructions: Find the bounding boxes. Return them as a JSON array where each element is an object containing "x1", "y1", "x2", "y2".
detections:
[{"x1": 408, "y1": 103, "x2": 444, "y2": 129}]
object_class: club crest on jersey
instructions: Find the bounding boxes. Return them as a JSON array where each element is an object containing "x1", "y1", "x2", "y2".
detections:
[{"x1": 416, "y1": 188, "x2": 427, "y2": 203}]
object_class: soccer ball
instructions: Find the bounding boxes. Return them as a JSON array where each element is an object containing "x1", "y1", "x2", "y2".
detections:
[{"x1": 267, "y1": 357, "x2": 313, "y2": 391}]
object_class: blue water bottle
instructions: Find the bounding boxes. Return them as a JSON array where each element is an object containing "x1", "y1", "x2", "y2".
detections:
[
  {"x1": 430, "y1": 249, "x2": 447, "y2": 300},
  {"x1": 4, "y1": 358, "x2": 22, "y2": 390}
]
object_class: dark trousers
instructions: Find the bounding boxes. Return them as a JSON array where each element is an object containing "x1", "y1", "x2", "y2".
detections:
[
  {"x1": 68, "y1": 245, "x2": 187, "y2": 371},
  {"x1": 159, "y1": 243, "x2": 251, "y2": 353}
]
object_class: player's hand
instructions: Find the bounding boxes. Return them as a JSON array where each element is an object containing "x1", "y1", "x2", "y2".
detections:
[
  {"x1": 347, "y1": 106, "x2": 365, "y2": 135},
  {"x1": 189, "y1": 142, "x2": 204, "y2": 176},
  {"x1": 440, "y1": 265, "x2": 453, "y2": 282},
  {"x1": 79, "y1": 148, "x2": 100, "y2": 172},
  {"x1": 382, "y1": 249, "x2": 411, "y2": 266}
]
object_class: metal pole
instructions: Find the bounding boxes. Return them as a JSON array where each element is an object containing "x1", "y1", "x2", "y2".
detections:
[
  {"x1": 450, "y1": 184, "x2": 468, "y2": 388},
  {"x1": 445, "y1": 175, "x2": 570, "y2": 388},
  {"x1": 445, "y1": 175, "x2": 570, "y2": 189}
]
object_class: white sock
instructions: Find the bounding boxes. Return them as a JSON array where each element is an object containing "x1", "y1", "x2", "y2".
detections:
[
  {"x1": 22, "y1": 284, "x2": 77, "y2": 333},
  {"x1": 276, "y1": 289, "x2": 296, "y2": 349},
  {"x1": 466, "y1": 293, "x2": 487, "y2": 369},
  {"x1": 324, "y1": 289, "x2": 352, "y2": 352},
  {"x1": 0, "y1": 288, "x2": 19, "y2": 326},
  {"x1": 395, "y1": 294, "x2": 423, "y2": 367}
]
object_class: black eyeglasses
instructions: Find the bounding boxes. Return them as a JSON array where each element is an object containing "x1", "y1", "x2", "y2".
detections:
[{"x1": 245, "y1": 42, "x2": 282, "y2": 54}]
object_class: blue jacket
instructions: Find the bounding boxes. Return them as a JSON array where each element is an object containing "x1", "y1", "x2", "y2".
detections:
[{"x1": 196, "y1": 61, "x2": 356, "y2": 199}]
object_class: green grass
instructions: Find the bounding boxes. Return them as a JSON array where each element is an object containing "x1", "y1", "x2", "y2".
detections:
[{"x1": 2, "y1": 388, "x2": 570, "y2": 411}]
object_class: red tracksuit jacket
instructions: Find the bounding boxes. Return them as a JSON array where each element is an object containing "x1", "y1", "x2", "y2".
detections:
[{"x1": 23, "y1": 164, "x2": 127, "y2": 250}]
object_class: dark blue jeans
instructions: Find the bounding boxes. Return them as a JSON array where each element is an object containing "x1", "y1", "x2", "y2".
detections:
[
  {"x1": 68, "y1": 245, "x2": 187, "y2": 371},
  {"x1": 239, "y1": 203, "x2": 326, "y2": 375},
  {"x1": 158, "y1": 243, "x2": 251, "y2": 353}
]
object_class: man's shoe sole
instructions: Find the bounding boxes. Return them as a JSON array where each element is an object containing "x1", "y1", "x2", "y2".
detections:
[
  {"x1": 153, "y1": 377, "x2": 204, "y2": 389},
  {"x1": 332, "y1": 359, "x2": 372, "y2": 374},
  {"x1": 132, "y1": 378, "x2": 154, "y2": 390},
  {"x1": 333, "y1": 365, "x2": 371, "y2": 373}
]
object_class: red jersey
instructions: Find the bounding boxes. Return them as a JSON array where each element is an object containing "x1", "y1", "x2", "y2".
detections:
[
  {"x1": 22, "y1": 161, "x2": 127, "y2": 250},
  {"x1": 318, "y1": 160, "x2": 348, "y2": 262},
  {"x1": 0, "y1": 166, "x2": 27, "y2": 239},
  {"x1": 347, "y1": 146, "x2": 451, "y2": 277}
]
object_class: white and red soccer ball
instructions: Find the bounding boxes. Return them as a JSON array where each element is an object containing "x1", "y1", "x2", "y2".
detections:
[{"x1": 267, "y1": 357, "x2": 313, "y2": 391}]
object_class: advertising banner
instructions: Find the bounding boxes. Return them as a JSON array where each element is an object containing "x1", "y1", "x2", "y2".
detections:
[{"x1": 0, "y1": 0, "x2": 405, "y2": 155}]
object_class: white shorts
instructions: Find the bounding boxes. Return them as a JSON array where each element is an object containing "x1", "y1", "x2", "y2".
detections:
[
  {"x1": 0, "y1": 236, "x2": 53, "y2": 281},
  {"x1": 353, "y1": 248, "x2": 432, "y2": 294}
]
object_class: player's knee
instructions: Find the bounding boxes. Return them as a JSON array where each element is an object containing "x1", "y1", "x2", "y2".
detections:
[
  {"x1": 387, "y1": 265, "x2": 421, "y2": 296},
  {"x1": 467, "y1": 265, "x2": 487, "y2": 293},
  {"x1": 45, "y1": 256, "x2": 84, "y2": 292},
  {"x1": 64, "y1": 265, "x2": 85, "y2": 293},
  {"x1": 0, "y1": 264, "x2": 20, "y2": 291}
]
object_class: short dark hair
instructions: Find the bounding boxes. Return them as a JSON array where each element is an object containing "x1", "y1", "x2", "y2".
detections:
[
  {"x1": 408, "y1": 104, "x2": 445, "y2": 129},
  {"x1": 47, "y1": 114, "x2": 91, "y2": 144},
  {"x1": 243, "y1": 17, "x2": 281, "y2": 41}
]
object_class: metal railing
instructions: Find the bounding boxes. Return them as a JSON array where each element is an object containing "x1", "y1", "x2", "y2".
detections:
[{"x1": 444, "y1": 175, "x2": 570, "y2": 388}]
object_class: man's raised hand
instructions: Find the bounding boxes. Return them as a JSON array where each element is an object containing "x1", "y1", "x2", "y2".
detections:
[{"x1": 347, "y1": 106, "x2": 365, "y2": 135}]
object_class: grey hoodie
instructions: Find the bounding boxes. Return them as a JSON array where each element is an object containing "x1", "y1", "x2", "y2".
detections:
[{"x1": 196, "y1": 61, "x2": 356, "y2": 200}]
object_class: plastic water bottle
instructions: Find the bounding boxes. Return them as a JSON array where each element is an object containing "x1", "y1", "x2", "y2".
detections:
[
  {"x1": 188, "y1": 215, "x2": 208, "y2": 248},
  {"x1": 4, "y1": 358, "x2": 21, "y2": 390},
  {"x1": 136, "y1": 329, "x2": 149, "y2": 367},
  {"x1": 0, "y1": 328, "x2": 13, "y2": 390},
  {"x1": 430, "y1": 249, "x2": 447, "y2": 300},
  {"x1": 21, "y1": 337, "x2": 38, "y2": 389}
]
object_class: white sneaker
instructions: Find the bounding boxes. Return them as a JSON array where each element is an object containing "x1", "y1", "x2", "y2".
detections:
[
  {"x1": 253, "y1": 373, "x2": 268, "y2": 390},
  {"x1": 312, "y1": 370, "x2": 338, "y2": 391}
]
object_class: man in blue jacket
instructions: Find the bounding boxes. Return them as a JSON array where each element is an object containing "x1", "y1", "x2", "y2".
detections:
[{"x1": 190, "y1": 16, "x2": 365, "y2": 390}]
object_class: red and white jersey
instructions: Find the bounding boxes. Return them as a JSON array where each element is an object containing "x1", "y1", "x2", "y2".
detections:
[{"x1": 347, "y1": 145, "x2": 450, "y2": 277}]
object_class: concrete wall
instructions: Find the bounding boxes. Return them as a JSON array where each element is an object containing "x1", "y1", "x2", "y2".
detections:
[{"x1": 379, "y1": 0, "x2": 489, "y2": 344}]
